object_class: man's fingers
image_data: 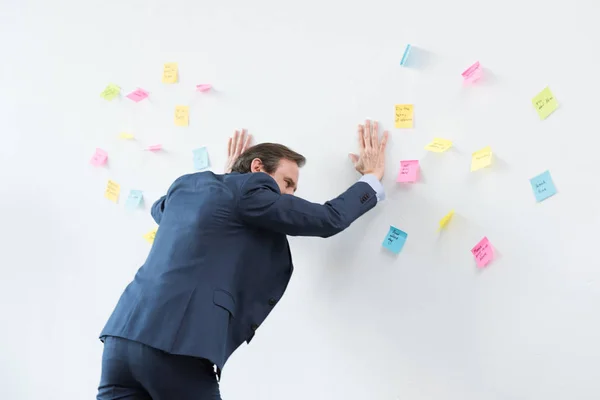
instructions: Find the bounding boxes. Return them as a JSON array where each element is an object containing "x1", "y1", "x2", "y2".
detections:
[
  {"x1": 372, "y1": 121, "x2": 379, "y2": 146},
  {"x1": 235, "y1": 129, "x2": 245, "y2": 154},
  {"x1": 364, "y1": 120, "x2": 372, "y2": 149},
  {"x1": 358, "y1": 124, "x2": 365, "y2": 150},
  {"x1": 227, "y1": 137, "x2": 233, "y2": 155},
  {"x1": 242, "y1": 131, "x2": 252, "y2": 152},
  {"x1": 379, "y1": 131, "x2": 389, "y2": 152}
]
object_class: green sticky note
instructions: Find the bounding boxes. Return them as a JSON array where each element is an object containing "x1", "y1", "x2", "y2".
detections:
[
  {"x1": 100, "y1": 83, "x2": 121, "y2": 101},
  {"x1": 532, "y1": 86, "x2": 558, "y2": 120}
]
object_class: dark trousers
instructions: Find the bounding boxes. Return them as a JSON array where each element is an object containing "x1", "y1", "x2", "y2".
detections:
[{"x1": 97, "y1": 336, "x2": 221, "y2": 400}]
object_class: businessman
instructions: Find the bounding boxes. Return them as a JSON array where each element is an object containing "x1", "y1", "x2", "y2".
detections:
[{"x1": 97, "y1": 120, "x2": 389, "y2": 399}]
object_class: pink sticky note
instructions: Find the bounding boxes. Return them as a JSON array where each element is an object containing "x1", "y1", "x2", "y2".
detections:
[
  {"x1": 471, "y1": 237, "x2": 494, "y2": 268},
  {"x1": 90, "y1": 148, "x2": 108, "y2": 166},
  {"x1": 196, "y1": 84, "x2": 212, "y2": 92},
  {"x1": 396, "y1": 160, "x2": 419, "y2": 183},
  {"x1": 462, "y1": 61, "x2": 483, "y2": 83},
  {"x1": 146, "y1": 144, "x2": 162, "y2": 152},
  {"x1": 126, "y1": 88, "x2": 149, "y2": 102}
]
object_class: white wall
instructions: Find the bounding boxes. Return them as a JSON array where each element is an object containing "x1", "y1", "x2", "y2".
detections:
[{"x1": 2, "y1": 0, "x2": 600, "y2": 398}]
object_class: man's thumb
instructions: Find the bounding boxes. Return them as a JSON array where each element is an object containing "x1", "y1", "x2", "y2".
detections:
[{"x1": 348, "y1": 153, "x2": 359, "y2": 164}]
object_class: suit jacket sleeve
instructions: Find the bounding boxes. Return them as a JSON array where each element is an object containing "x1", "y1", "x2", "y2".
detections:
[
  {"x1": 237, "y1": 172, "x2": 378, "y2": 238},
  {"x1": 151, "y1": 195, "x2": 167, "y2": 224}
]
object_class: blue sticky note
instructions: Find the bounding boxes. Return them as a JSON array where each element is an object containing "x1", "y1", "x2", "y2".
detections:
[
  {"x1": 400, "y1": 44, "x2": 412, "y2": 66},
  {"x1": 382, "y1": 226, "x2": 408, "y2": 254},
  {"x1": 125, "y1": 190, "x2": 143, "y2": 210},
  {"x1": 530, "y1": 170, "x2": 557, "y2": 202},
  {"x1": 193, "y1": 147, "x2": 210, "y2": 170}
]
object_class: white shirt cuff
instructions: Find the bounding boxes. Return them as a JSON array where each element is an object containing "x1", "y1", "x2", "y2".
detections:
[{"x1": 358, "y1": 174, "x2": 385, "y2": 202}]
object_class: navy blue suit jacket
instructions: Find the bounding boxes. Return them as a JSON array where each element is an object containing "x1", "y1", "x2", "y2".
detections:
[{"x1": 100, "y1": 171, "x2": 378, "y2": 372}]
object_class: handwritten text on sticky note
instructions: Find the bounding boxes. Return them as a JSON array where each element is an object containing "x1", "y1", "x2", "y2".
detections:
[
  {"x1": 395, "y1": 104, "x2": 414, "y2": 128},
  {"x1": 175, "y1": 105, "x2": 189, "y2": 126},
  {"x1": 400, "y1": 44, "x2": 412, "y2": 66},
  {"x1": 382, "y1": 226, "x2": 408, "y2": 254},
  {"x1": 100, "y1": 84, "x2": 120, "y2": 101},
  {"x1": 471, "y1": 237, "x2": 494, "y2": 268},
  {"x1": 425, "y1": 138, "x2": 453, "y2": 153},
  {"x1": 530, "y1": 170, "x2": 557, "y2": 202},
  {"x1": 193, "y1": 147, "x2": 210, "y2": 170},
  {"x1": 143, "y1": 227, "x2": 158, "y2": 244},
  {"x1": 396, "y1": 160, "x2": 419, "y2": 183},
  {"x1": 90, "y1": 148, "x2": 108, "y2": 166},
  {"x1": 162, "y1": 63, "x2": 178, "y2": 84},
  {"x1": 126, "y1": 88, "x2": 149, "y2": 102},
  {"x1": 471, "y1": 146, "x2": 492, "y2": 171},
  {"x1": 104, "y1": 180, "x2": 120, "y2": 203},
  {"x1": 439, "y1": 210, "x2": 455, "y2": 230},
  {"x1": 532, "y1": 86, "x2": 558, "y2": 120},
  {"x1": 126, "y1": 190, "x2": 143, "y2": 210},
  {"x1": 462, "y1": 61, "x2": 483, "y2": 83}
]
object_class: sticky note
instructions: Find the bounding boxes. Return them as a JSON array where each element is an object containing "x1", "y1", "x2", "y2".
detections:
[
  {"x1": 438, "y1": 210, "x2": 455, "y2": 230},
  {"x1": 193, "y1": 147, "x2": 210, "y2": 170},
  {"x1": 146, "y1": 144, "x2": 162, "y2": 152},
  {"x1": 394, "y1": 104, "x2": 414, "y2": 129},
  {"x1": 530, "y1": 170, "x2": 557, "y2": 202},
  {"x1": 196, "y1": 84, "x2": 212, "y2": 92},
  {"x1": 162, "y1": 62, "x2": 178, "y2": 84},
  {"x1": 126, "y1": 88, "x2": 149, "y2": 102},
  {"x1": 471, "y1": 146, "x2": 492, "y2": 171},
  {"x1": 104, "y1": 180, "x2": 120, "y2": 203},
  {"x1": 382, "y1": 226, "x2": 408, "y2": 254},
  {"x1": 532, "y1": 86, "x2": 558, "y2": 120},
  {"x1": 471, "y1": 237, "x2": 494, "y2": 268},
  {"x1": 400, "y1": 44, "x2": 412, "y2": 66},
  {"x1": 125, "y1": 190, "x2": 143, "y2": 210},
  {"x1": 90, "y1": 148, "x2": 108, "y2": 166},
  {"x1": 424, "y1": 138, "x2": 453, "y2": 153},
  {"x1": 175, "y1": 105, "x2": 189, "y2": 126},
  {"x1": 100, "y1": 83, "x2": 120, "y2": 101},
  {"x1": 119, "y1": 133, "x2": 135, "y2": 140},
  {"x1": 462, "y1": 61, "x2": 483, "y2": 83},
  {"x1": 396, "y1": 160, "x2": 419, "y2": 183},
  {"x1": 143, "y1": 227, "x2": 158, "y2": 244}
]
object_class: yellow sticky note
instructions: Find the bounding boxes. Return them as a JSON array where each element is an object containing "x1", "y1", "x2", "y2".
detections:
[
  {"x1": 162, "y1": 62, "x2": 178, "y2": 84},
  {"x1": 394, "y1": 104, "x2": 414, "y2": 128},
  {"x1": 174, "y1": 105, "x2": 189, "y2": 126},
  {"x1": 119, "y1": 133, "x2": 135, "y2": 140},
  {"x1": 143, "y1": 227, "x2": 158, "y2": 244},
  {"x1": 425, "y1": 138, "x2": 453, "y2": 153},
  {"x1": 532, "y1": 86, "x2": 558, "y2": 120},
  {"x1": 100, "y1": 83, "x2": 120, "y2": 101},
  {"x1": 104, "y1": 180, "x2": 121, "y2": 203},
  {"x1": 471, "y1": 146, "x2": 493, "y2": 172},
  {"x1": 438, "y1": 210, "x2": 455, "y2": 231}
]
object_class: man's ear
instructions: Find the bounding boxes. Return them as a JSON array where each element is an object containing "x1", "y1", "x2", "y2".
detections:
[{"x1": 250, "y1": 158, "x2": 264, "y2": 173}]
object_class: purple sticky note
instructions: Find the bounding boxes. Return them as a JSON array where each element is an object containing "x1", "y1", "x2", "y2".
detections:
[
  {"x1": 90, "y1": 148, "x2": 108, "y2": 166},
  {"x1": 471, "y1": 237, "x2": 494, "y2": 268},
  {"x1": 396, "y1": 160, "x2": 419, "y2": 183},
  {"x1": 462, "y1": 61, "x2": 483, "y2": 83},
  {"x1": 196, "y1": 84, "x2": 212, "y2": 92},
  {"x1": 126, "y1": 88, "x2": 149, "y2": 102},
  {"x1": 146, "y1": 144, "x2": 162, "y2": 152}
]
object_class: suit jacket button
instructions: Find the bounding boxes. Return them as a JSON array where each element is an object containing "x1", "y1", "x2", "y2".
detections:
[
  {"x1": 251, "y1": 323, "x2": 258, "y2": 331},
  {"x1": 269, "y1": 298, "x2": 276, "y2": 306}
]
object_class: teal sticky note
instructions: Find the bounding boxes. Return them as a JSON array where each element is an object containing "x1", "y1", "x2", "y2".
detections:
[
  {"x1": 125, "y1": 190, "x2": 143, "y2": 210},
  {"x1": 382, "y1": 226, "x2": 408, "y2": 254},
  {"x1": 193, "y1": 147, "x2": 210, "y2": 170},
  {"x1": 530, "y1": 170, "x2": 557, "y2": 202},
  {"x1": 400, "y1": 44, "x2": 412, "y2": 66}
]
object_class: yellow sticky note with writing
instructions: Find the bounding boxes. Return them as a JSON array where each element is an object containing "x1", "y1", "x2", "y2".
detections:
[
  {"x1": 471, "y1": 146, "x2": 493, "y2": 171},
  {"x1": 143, "y1": 227, "x2": 158, "y2": 244},
  {"x1": 532, "y1": 86, "x2": 558, "y2": 120},
  {"x1": 425, "y1": 138, "x2": 453, "y2": 153},
  {"x1": 162, "y1": 62, "x2": 178, "y2": 84},
  {"x1": 100, "y1": 83, "x2": 120, "y2": 101},
  {"x1": 174, "y1": 105, "x2": 189, "y2": 126},
  {"x1": 104, "y1": 180, "x2": 121, "y2": 203},
  {"x1": 394, "y1": 104, "x2": 414, "y2": 128},
  {"x1": 438, "y1": 210, "x2": 455, "y2": 231},
  {"x1": 119, "y1": 133, "x2": 135, "y2": 139}
]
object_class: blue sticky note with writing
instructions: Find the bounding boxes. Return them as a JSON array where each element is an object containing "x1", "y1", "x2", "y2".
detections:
[
  {"x1": 193, "y1": 147, "x2": 210, "y2": 170},
  {"x1": 382, "y1": 226, "x2": 408, "y2": 254},
  {"x1": 125, "y1": 190, "x2": 143, "y2": 210},
  {"x1": 400, "y1": 44, "x2": 412, "y2": 66},
  {"x1": 530, "y1": 170, "x2": 557, "y2": 202}
]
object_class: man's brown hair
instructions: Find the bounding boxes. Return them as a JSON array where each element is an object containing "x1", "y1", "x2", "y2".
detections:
[{"x1": 230, "y1": 143, "x2": 306, "y2": 174}]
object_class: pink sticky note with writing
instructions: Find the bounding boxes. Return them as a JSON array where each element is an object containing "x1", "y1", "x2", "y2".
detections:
[
  {"x1": 471, "y1": 237, "x2": 494, "y2": 268},
  {"x1": 146, "y1": 144, "x2": 162, "y2": 152},
  {"x1": 462, "y1": 61, "x2": 483, "y2": 83},
  {"x1": 196, "y1": 84, "x2": 212, "y2": 92},
  {"x1": 90, "y1": 148, "x2": 108, "y2": 166},
  {"x1": 396, "y1": 160, "x2": 419, "y2": 183},
  {"x1": 126, "y1": 88, "x2": 149, "y2": 102}
]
